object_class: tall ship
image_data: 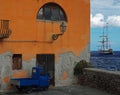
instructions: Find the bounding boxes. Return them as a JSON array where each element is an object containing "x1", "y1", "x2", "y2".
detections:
[{"x1": 98, "y1": 23, "x2": 113, "y2": 55}]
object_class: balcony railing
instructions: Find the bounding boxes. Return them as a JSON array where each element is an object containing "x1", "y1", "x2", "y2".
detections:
[{"x1": 0, "y1": 20, "x2": 12, "y2": 39}]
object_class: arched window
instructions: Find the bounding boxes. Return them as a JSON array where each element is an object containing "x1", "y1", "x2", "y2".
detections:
[{"x1": 37, "y1": 3, "x2": 67, "y2": 22}]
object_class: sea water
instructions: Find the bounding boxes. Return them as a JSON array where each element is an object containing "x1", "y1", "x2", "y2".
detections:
[{"x1": 90, "y1": 51, "x2": 120, "y2": 71}]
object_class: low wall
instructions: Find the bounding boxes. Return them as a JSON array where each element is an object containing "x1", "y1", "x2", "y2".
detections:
[{"x1": 83, "y1": 68, "x2": 120, "y2": 95}]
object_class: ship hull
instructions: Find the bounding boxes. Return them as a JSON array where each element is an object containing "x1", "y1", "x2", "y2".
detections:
[
  {"x1": 99, "y1": 52, "x2": 113, "y2": 55},
  {"x1": 99, "y1": 49, "x2": 113, "y2": 55}
]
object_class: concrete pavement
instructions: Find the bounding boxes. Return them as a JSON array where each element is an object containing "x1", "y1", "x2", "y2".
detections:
[{"x1": 2, "y1": 85, "x2": 113, "y2": 95}]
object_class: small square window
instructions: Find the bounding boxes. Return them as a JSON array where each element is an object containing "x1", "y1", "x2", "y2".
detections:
[{"x1": 12, "y1": 54, "x2": 22, "y2": 70}]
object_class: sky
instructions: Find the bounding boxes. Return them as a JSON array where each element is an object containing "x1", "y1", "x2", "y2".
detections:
[{"x1": 90, "y1": 0, "x2": 120, "y2": 51}]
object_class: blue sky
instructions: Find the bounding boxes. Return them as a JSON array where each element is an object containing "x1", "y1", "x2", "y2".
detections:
[{"x1": 91, "y1": 0, "x2": 120, "y2": 51}]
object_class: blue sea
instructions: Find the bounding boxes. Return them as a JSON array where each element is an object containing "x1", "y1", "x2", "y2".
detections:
[{"x1": 90, "y1": 51, "x2": 120, "y2": 71}]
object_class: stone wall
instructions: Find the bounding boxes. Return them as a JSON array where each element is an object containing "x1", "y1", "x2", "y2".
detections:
[{"x1": 83, "y1": 68, "x2": 120, "y2": 95}]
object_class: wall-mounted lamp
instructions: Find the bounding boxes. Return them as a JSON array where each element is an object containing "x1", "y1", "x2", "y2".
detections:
[{"x1": 52, "y1": 22, "x2": 67, "y2": 40}]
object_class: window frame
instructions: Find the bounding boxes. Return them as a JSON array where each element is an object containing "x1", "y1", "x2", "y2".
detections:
[
  {"x1": 36, "y1": 3, "x2": 67, "y2": 22},
  {"x1": 12, "y1": 54, "x2": 22, "y2": 70}
]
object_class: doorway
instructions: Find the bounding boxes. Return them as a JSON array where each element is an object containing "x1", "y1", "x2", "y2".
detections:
[{"x1": 36, "y1": 54, "x2": 55, "y2": 86}]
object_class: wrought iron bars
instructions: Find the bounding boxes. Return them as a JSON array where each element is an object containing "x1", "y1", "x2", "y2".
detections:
[{"x1": 0, "y1": 20, "x2": 12, "y2": 39}]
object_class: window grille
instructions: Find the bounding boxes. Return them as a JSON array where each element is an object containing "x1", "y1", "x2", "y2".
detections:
[
  {"x1": 12, "y1": 54, "x2": 22, "y2": 70},
  {"x1": 0, "y1": 20, "x2": 11, "y2": 39}
]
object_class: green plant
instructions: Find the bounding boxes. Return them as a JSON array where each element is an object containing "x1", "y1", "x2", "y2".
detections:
[
  {"x1": 74, "y1": 60, "x2": 91, "y2": 77},
  {"x1": 73, "y1": 60, "x2": 92, "y2": 84}
]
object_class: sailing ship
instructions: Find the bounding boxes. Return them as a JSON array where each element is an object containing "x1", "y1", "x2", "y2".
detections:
[{"x1": 98, "y1": 23, "x2": 113, "y2": 55}]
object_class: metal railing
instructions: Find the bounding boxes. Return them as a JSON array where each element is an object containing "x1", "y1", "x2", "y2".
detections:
[{"x1": 0, "y1": 20, "x2": 12, "y2": 39}]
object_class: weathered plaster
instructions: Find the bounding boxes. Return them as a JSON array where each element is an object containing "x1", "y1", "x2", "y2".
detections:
[
  {"x1": 55, "y1": 44, "x2": 90, "y2": 86},
  {"x1": 0, "y1": 44, "x2": 90, "y2": 91},
  {"x1": 0, "y1": 52, "x2": 36, "y2": 92},
  {"x1": 22, "y1": 58, "x2": 36, "y2": 77},
  {"x1": 0, "y1": 52, "x2": 12, "y2": 92}
]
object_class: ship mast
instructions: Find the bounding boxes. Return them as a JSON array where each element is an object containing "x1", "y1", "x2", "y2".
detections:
[
  {"x1": 99, "y1": 23, "x2": 109, "y2": 51},
  {"x1": 99, "y1": 26, "x2": 105, "y2": 51},
  {"x1": 98, "y1": 23, "x2": 113, "y2": 54},
  {"x1": 106, "y1": 23, "x2": 109, "y2": 50}
]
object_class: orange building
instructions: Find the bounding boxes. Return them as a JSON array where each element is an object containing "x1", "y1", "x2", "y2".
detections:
[{"x1": 0, "y1": 0, "x2": 90, "y2": 91}]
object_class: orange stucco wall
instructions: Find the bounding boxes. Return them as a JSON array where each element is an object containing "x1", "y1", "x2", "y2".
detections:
[
  {"x1": 0, "y1": 0, "x2": 90, "y2": 90},
  {"x1": 0, "y1": 0, "x2": 90, "y2": 59}
]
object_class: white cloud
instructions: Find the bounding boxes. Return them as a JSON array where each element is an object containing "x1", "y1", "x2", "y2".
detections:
[
  {"x1": 91, "y1": 0, "x2": 120, "y2": 28},
  {"x1": 91, "y1": 13, "x2": 105, "y2": 27},
  {"x1": 91, "y1": 13, "x2": 120, "y2": 28},
  {"x1": 107, "y1": 15, "x2": 120, "y2": 27}
]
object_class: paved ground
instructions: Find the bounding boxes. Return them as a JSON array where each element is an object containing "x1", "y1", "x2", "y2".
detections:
[{"x1": 2, "y1": 85, "x2": 113, "y2": 95}]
